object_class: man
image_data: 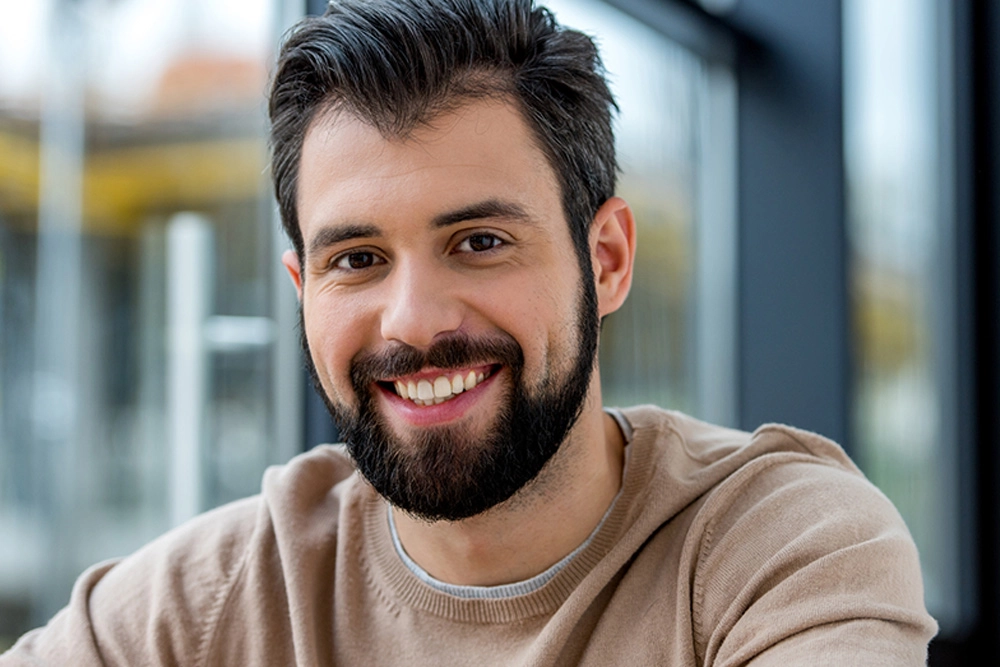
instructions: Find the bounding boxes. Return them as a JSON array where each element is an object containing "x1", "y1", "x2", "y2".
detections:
[{"x1": 4, "y1": 0, "x2": 936, "y2": 664}]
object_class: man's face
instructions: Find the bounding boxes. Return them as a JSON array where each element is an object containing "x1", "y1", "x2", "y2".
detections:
[{"x1": 288, "y1": 100, "x2": 600, "y2": 521}]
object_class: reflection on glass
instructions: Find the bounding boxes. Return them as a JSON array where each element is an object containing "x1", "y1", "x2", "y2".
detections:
[
  {"x1": 545, "y1": 0, "x2": 737, "y2": 423},
  {"x1": 844, "y1": 0, "x2": 961, "y2": 631},
  {"x1": 0, "y1": 0, "x2": 293, "y2": 647}
]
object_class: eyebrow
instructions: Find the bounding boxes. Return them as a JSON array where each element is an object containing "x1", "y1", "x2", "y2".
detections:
[
  {"x1": 431, "y1": 199, "x2": 534, "y2": 228},
  {"x1": 307, "y1": 223, "x2": 381, "y2": 257},
  {"x1": 306, "y1": 199, "x2": 534, "y2": 257}
]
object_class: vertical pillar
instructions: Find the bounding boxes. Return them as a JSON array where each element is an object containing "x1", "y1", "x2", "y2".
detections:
[
  {"x1": 31, "y1": 0, "x2": 86, "y2": 622},
  {"x1": 166, "y1": 212, "x2": 211, "y2": 527}
]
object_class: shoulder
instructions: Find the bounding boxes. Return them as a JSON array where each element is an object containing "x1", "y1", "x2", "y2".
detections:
[
  {"x1": 687, "y1": 425, "x2": 937, "y2": 664},
  {"x1": 619, "y1": 405, "x2": 859, "y2": 473},
  {"x1": 99, "y1": 445, "x2": 359, "y2": 661},
  {"x1": 614, "y1": 406, "x2": 936, "y2": 663},
  {"x1": 3, "y1": 446, "x2": 359, "y2": 666},
  {"x1": 690, "y1": 421, "x2": 910, "y2": 581},
  {"x1": 93, "y1": 444, "x2": 358, "y2": 614}
]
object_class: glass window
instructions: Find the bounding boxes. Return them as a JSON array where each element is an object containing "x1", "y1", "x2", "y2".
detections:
[
  {"x1": 0, "y1": 0, "x2": 300, "y2": 647},
  {"x1": 545, "y1": 0, "x2": 738, "y2": 426},
  {"x1": 844, "y1": 0, "x2": 965, "y2": 631}
]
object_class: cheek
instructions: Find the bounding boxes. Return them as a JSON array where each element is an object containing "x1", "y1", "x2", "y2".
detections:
[
  {"x1": 302, "y1": 295, "x2": 370, "y2": 391},
  {"x1": 492, "y1": 270, "x2": 581, "y2": 384},
  {"x1": 542, "y1": 275, "x2": 589, "y2": 378}
]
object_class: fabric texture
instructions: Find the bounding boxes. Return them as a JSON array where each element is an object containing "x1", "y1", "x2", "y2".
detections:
[{"x1": 2, "y1": 406, "x2": 938, "y2": 666}]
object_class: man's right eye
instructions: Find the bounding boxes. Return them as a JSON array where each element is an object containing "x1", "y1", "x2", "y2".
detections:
[{"x1": 333, "y1": 251, "x2": 383, "y2": 270}]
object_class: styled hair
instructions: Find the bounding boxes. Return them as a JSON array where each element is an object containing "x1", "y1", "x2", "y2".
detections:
[{"x1": 268, "y1": 0, "x2": 618, "y2": 268}]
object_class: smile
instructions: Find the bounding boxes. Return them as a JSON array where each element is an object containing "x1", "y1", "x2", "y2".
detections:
[{"x1": 388, "y1": 367, "x2": 494, "y2": 407}]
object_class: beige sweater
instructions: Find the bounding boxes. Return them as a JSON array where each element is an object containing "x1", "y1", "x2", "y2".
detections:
[{"x1": 3, "y1": 407, "x2": 937, "y2": 666}]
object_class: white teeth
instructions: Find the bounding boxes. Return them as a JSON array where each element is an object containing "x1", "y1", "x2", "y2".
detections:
[
  {"x1": 417, "y1": 379, "x2": 434, "y2": 400},
  {"x1": 433, "y1": 376, "x2": 452, "y2": 398},
  {"x1": 392, "y1": 369, "x2": 491, "y2": 406}
]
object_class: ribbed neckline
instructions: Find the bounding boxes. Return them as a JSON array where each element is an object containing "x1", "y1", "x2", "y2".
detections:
[{"x1": 359, "y1": 407, "x2": 661, "y2": 625}]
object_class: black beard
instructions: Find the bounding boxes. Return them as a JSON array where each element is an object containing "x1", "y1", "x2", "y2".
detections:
[{"x1": 301, "y1": 277, "x2": 600, "y2": 522}]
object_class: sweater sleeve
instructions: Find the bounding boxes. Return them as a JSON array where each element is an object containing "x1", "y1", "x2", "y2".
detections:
[
  {"x1": 692, "y1": 454, "x2": 938, "y2": 667},
  {"x1": 0, "y1": 497, "x2": 261, "y2": 667}
]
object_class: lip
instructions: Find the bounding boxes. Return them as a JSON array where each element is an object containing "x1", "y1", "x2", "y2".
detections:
[{"x1": 376, "y1": 366, "x2": 503, "y2": 427}]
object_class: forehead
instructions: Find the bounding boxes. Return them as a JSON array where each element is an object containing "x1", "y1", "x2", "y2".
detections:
[{"x1": 295, "y1": 99, "x2": 565, "y2": 241}]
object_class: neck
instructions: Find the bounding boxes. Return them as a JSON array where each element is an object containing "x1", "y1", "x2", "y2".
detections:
[{"x1": 391, "y1": 383, "x2": 625, "y2": 587}]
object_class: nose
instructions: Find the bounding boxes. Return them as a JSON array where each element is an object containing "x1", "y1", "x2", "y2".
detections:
[{"x1": 379, "y1": 259, "x2": 464, "y2": 348}]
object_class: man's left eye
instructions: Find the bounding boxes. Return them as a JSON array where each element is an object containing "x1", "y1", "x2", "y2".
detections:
[{"x1": 457, "y1": 234, "x2": 503, "y2": 253}]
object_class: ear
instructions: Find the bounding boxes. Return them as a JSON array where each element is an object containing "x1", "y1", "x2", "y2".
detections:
[
  {"x1": 590, "y1": 196, "x2": 636, "y2": 318},
  {"x1": 281, "y1": 249, "x2": 304, "y2": 301}
]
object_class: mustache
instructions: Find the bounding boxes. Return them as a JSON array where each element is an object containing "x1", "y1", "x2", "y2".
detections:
[{"x1": 350, "y1": 332, "x2": 524, "y2": 389}]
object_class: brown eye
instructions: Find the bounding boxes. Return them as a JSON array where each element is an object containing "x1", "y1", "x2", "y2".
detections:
[
  {"x1": 460, "y1": 234, "x2": 503, "y2": 252},
  {"x1": 334, "y1": 251, "x2": 382, "y2": 270}
]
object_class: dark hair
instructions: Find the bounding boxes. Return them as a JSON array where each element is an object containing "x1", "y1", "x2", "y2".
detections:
[{"x1": 268, "y1": 0, "x2": 618, "y2": 270}]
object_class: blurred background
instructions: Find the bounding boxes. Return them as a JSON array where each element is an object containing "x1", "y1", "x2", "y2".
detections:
[{"x1": 0, "y1": 0, "x2": 996, "y2": 663}]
